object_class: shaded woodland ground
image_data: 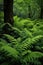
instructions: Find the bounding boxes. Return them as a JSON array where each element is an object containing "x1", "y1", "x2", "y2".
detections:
[{"x1": 0, "y1": 0, "x2": 43, "y2": 65}]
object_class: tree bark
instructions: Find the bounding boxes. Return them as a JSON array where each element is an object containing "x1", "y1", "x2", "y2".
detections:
[
  {"x1": 4, "y1": 0, "x2": 13, "y2": 25},
  {"x1": 40, "y1": 8, "x2": 43, "y2": 19}
]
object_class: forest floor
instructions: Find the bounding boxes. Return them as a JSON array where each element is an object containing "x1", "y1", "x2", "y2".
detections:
[{"x1": 0, "y1": 16, "x2": 43, "y2": 65}]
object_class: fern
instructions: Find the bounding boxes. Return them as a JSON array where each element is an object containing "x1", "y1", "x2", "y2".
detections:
[
  {"x1": 0, "y1": 16, "x2": 43, "y2": 65},
  {"x1": 15, "y1": 35, "x2": 43, "y2": 53},
  {"x1": 21, "y1": 52, "x2": 43, "y2": 65},
  {"x1": 0, "y1": 41, "x2": 20, "y2": 65},
  {"x1": 2, "y1": 34, "x2": 18, "y2": 47}
]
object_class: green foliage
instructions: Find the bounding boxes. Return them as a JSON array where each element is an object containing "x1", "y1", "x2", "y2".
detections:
[
  {"x1": 13, "y1": 0, "x2": 41, "y2": 19},
  {"x1": 22, "y1": 52, "x2": 43, "y2": 65},
  {"x1": 0, "y1": 0, "x2": 43, "y2": 65},
  {"x1": 0, "y1": 11, "x2": 4, "y2": 27},
  {"x1": 0, "y1": 16, "x2": 43, "y2": 65},
  {"x1": 0, "y1": 40, "x2": 20, "y2": 65},
  {"x1": 3, "y1": 34, "x2": 18, "y2": 44}
]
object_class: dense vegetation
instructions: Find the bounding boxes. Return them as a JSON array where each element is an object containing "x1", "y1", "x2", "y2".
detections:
[{"x1": 0, "y1": 0, "x2": 43, "y2": 65}]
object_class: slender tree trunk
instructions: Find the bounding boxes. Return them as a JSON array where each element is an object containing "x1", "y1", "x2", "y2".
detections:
[
  {"x1": 41, "y1": 8, "x2": 43, "y2": 19},
  {"x1": 40, "y1": 0, "x2": 43, "y2": 19},
  {"x1": 4, "y1": 0, "x2": 13, "y2": 25}
]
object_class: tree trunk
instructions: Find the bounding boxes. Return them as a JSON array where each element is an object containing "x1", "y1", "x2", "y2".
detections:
[
  {"x1": 4, "y1": 0, "x2": 13, "y2": 25},
  {"x1": 41, "y1": 8, "x2": 43, "y2": 19},
  {"x1": 40, "y1": 0, "x2": 43, "y2": 19}
]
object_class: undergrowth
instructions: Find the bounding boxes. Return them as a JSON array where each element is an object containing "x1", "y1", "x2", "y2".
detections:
[{"x1": 0, "y1": 16, "x2": 43, "y2": 65}]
